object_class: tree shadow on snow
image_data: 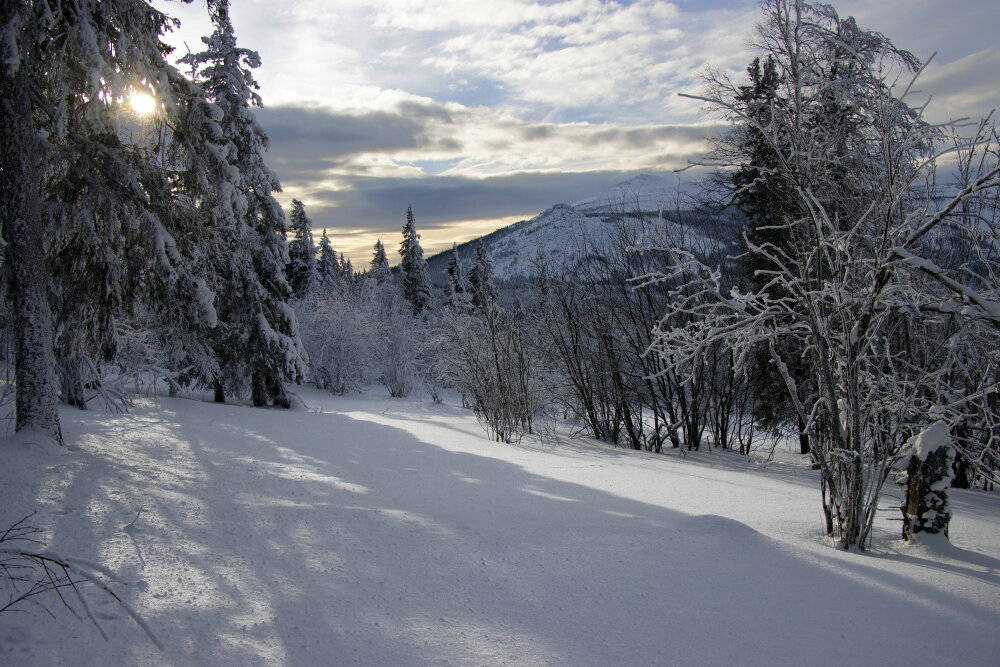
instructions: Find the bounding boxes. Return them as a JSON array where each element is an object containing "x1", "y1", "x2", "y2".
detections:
[{"x1": 4, "y1": 397, "x2": 999, "y2": 666}]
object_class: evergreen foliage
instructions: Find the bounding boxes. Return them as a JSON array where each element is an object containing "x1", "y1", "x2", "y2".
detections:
[
  {"x1": 181, "y1": 0, "x2": 306, "y2": 407},
  {"x1": 468, "y1": 241, "x2": 499, "y2": 313},
  {"x1": 399, "y1": 205, "x2": 433, "y2": 314},
  {"x1": 0, "y1": 0, "x2": 230, "y2": 439},
  {"x1": 287, "y1": 199, "x2": 319, "y2": 296},
  {"x1": 369, "y1": 239, "x2": 391, "y2": 284},
  {"x1": 444, "y1": 243, "x2": 471, "y2": 311},
  {"x1": 317, "y1": 231, "x2": 340, "y2": 288}
]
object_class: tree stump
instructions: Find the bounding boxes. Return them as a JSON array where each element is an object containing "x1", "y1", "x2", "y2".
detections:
[{"x1": 900, "y1": 423, "x2": 954, "y2": 541}]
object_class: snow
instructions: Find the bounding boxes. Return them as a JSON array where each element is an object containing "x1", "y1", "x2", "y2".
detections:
[
  {"x1": 427, "y1": 173, "x2": 723, "y2": 284},
  {"x1": 2, "y1": 387, "x2": 1000, "y2": 665},
  {"x1": 899, "y1": 421, "x2": 952, "y2": 464}
]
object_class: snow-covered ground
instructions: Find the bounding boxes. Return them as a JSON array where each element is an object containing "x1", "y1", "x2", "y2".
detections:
[{"x1": 2, "y1": 386, "x2": 999, "y2": 665}]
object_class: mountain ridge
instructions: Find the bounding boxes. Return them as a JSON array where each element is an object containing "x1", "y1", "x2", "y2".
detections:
[{"x1": 426, "y1": 173, "x2": 693, "y2": 285}]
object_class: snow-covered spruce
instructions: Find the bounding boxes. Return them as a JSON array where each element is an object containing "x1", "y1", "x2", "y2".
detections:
[
  {"x1": 399, "y1": 205, "x2": 433, "y2": 315},
  {"x1": 1, "y1": 0, "x2": 237, "y2": 438},
  {"x1": 287, "y1": 199, "x2": 319, "y2": 297},
  {"x1": 180, "y1": 0, "x2": 306, "y2": 407}
]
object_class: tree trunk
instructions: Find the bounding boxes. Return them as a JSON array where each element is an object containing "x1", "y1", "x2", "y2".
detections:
[
  {"x1": 951, "y1": 454, "x2": 971, "y2": 489},
  {"x1": 1, "y1": 39, "x2": 63, "y2": 444},
  {"x1": 269, "y1": 375, "x2": 290, "y2": 409},
  {"x1": 798, "y1": 415, "x2": 810, "y2": 455},
  {"x1": 59, "y1": 358, "x2": 87, "y2": 410},
  {"x1": 251, "y1": 371, "x2": 268, "y2": 407},
  {"x1": 213, "y1": 380, "x2": 225, "y2": 404}
]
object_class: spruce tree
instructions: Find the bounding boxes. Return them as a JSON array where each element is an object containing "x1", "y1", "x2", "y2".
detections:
[
  {"x1": 1, "y1": 0, "x2": 224, "y2": 440},
  {"x1": 182, "y1": 0, "x2": 306, "y2": 407},
  {"x1": 399, "y1": 205, "x2": 433, "y2": 314},
  {"x1": 468, "y1": 241, "x2": 499, "y2": 313},
  {"x1": 317, "y1": 230, "x2": 339, "y2": 288},
  {"x1": 340, "y1": 254, "x2": 354, "y2": 281},
  {"x1": 287, "y1": 199, "x2": 319, "y2": 296},
  {"x1": 444, "y1": 243, "x2": 471, "y2": 311},
  {"x1": 370, "y1": 239, "x2": 391, "y2": 284}
]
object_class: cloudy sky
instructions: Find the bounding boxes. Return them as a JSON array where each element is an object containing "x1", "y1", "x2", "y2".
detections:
[{"x1": 155, "y1": 0, "x2": 1000, "y2": 264}]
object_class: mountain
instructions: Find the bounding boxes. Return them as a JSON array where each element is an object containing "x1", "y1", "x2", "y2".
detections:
[{"x1": 426, "y1": 173, "x2": 735, "y2": 285}]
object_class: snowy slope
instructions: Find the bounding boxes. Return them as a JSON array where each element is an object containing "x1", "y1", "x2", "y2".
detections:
[
  {"x1": 2, "y1": 387, "x2": 999, "y2": 666},
  {"x1": 425, "y1": 173, "x2": 722, "y2": 284},
  {"x1": 572, "y1": 172, "x2": 688, "y2": 214}
]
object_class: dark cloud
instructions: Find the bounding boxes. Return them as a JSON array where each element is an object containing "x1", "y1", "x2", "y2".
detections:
[
  {"x1": 251, "y1": 102, "x2": 716, "y2": 250},
  {"x1": 396, "y1": 100, "x2": 456, "y2": 123},
  {"x1": 520, "y1": 124, "x2": 554, "y2": 141},
  {"x1": 256, "y1": 104, "x2": 462, "y2": 180},
  {"x1": 304, "y1": 170, "x2": 690, "y2": 237}
]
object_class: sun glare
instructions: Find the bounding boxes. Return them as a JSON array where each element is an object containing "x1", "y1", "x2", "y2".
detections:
[{"x1": 130, "y1": 92, "x2": 157, "y2": 116}]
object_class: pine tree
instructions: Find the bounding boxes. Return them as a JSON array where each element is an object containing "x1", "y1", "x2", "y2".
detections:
[
  {"x1": 399, "y1": 205, "x2": 433, "y2": 314},
  {"x1": 287, "y1": 199, "x2": 319, "y2": 296},
  {"x1": 317, "y1": 230, "x2": 339, "y2": 288},
  {"x1": 182, "y1": 0, "x2": 306, "y2": 407},
  {"x1": 370, "y1": 239, "x2": 391, "y2": 284},
  {"x1": 468, "y1": 241, "x2": 499, "y2": 313}
]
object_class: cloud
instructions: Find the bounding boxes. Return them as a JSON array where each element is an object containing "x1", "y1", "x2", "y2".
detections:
[
  {"x1": 260, "y1": 105, "x2": 458, "y2": 162},
  {"x1": 254, "y1": 97, "x2": 716, "y2": 256},
  {"x1": 256, "y1": 98, "x2": 716, "y2": 186},
  {"x1": 155, "y1": 0, "x2": 998, "y2": 267},
  {"x1": 913, "y1": 49, "x2": 1000, "y2": 123}
]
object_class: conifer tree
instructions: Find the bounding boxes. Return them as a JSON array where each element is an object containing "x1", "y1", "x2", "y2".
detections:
[
  {"x1": 399, "y1": 205, "x2": 433, "y2": 314},
  {"x1": 444, "y1": 243, "x2": 471, "y2": 311},
  {"x1": 287, "y1": 199, "x2": 319, "y2": 296},
  {"x1": 317, "y1": 230, "x2": 339, "y2": 288},
  {"x1": 468, "y1": 241, "x2": 499, "y2": 313},
  {"x1": 1, "y1": 0, "x2": 224, "y2": 440},
  {"x1": 370, "y1": 239, "x2": 391, "y2": 284},
  {"x1": 182, "y1": 0, "x2": 306, "y2": 407}
]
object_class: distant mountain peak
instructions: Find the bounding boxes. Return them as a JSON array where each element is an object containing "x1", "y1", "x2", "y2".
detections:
[{"x1": 426, "y1": 173, "x2": 727, "y2": 285}]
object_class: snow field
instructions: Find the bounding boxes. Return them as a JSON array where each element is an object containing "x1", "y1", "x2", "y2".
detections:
[{"x1": 1, "y1": 386, "x2": 999, "y2": 665}]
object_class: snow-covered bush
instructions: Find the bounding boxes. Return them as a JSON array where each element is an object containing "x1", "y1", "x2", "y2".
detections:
[
  {"x1": 295, "y1": 282, "x2": 381, "y2": 394},
  {"x1": 374, "y1": 289, "x2": 424, "y2": 398}
]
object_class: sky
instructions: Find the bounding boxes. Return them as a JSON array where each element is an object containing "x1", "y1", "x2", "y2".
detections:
[{"x1": 153, "y1": 0, "x2": 1000, "y2": 265}]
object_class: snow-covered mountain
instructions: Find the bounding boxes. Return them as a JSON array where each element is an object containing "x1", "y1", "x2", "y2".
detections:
[{"x1": 426, "y1": 173, "x2": 731, "y2": 284}]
